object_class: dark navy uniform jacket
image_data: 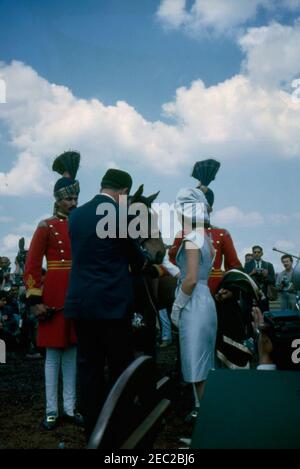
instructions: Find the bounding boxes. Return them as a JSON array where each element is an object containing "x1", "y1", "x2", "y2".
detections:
[{"x1": 64, "y1": 194, "x2": 146, "y2": 320}]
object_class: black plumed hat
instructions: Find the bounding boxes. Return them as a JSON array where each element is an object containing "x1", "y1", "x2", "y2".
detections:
[
  {"x1": 191, "y1": 159, "x2": 220, "y2": 186},
  {"x1": 52, "y1": 151, "x2": 80, "y2": 180}
]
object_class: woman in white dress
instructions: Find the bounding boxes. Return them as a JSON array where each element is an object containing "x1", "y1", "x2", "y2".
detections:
[{"x1": 171, "y1": 187, "x2": 217, "y2": 410}]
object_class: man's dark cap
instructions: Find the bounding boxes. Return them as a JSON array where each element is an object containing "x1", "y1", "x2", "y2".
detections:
[{"x1": 101, "y1": 169, "x2": 132, "y2": 192}]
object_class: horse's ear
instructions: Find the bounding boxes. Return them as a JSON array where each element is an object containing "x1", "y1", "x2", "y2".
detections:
[
  {"x1": 146, "y1": 191, "x2": 160, "y2": 205},
  {"x1": 131, "y1": 184, "x2": 144, "y2": 204}
]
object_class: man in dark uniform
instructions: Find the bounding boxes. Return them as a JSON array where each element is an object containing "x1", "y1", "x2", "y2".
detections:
[{"x1": 64, "y1": 168, "x2": 147, "y2": 438}]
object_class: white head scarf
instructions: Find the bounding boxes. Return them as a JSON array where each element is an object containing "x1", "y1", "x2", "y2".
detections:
[
  {"x1": 174, "y1": 187, "x2": 209, "y2": 250},
  {"x1": 175, "y1": 187, "x2": 209, "y2": 224}
]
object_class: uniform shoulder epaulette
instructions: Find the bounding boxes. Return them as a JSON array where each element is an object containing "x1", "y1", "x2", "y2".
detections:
[
  {"x1": 210, "y1": 225, "x2": 229, "y2": 234},
  {"x1": 37, "y1": 216, "x2": 56, "y2": 228},
  {"x1": 37, "y1": 220, "x2": 48, "y2": 228}
]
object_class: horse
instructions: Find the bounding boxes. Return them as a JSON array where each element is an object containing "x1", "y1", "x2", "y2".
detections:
[{"x1": 128, "y1": 185, "x2": 168, "y2": 358}]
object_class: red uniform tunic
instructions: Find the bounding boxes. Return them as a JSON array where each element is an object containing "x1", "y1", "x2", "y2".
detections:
[
  {"x1": 168, "y1": 227, "x2": 242, "y2": 295},
  {"x1": 206, "y1": 226, "x2": 242, "y2": 294},
  {"x1": 24, "y1": 215, "x2": 76, "y2": 348}
]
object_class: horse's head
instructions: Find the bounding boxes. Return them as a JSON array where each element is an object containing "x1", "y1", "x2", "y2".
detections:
[{"x1": 129, "y1": 185, "x2": 166, "y2": 265}]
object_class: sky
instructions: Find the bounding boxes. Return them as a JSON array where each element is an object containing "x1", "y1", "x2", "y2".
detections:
[{"x1": 1, "y1": 0, "x2": 300, "y2": 272}]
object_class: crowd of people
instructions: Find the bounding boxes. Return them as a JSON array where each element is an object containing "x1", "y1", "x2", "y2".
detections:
[
  {"x1": 1, "y1": 152, "x2": 299, "y2": 444},
  {"x1": 0, "y1": 255, "x2": 42, "y2": 358}
]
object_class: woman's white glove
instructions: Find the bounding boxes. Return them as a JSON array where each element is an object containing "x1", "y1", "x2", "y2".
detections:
[{"x1": 171, "y1": 288, "x2": 191, "y2": 328}]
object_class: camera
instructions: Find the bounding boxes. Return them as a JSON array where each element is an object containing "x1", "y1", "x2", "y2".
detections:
[
  {"x1": 256, "y1": 268, "x2": 264, "y2": 276},
  {"x1": 280, "y1": 275, "x2": 292, "y2": 291},
  {"x1": 263, "y1": 310, "x2": 300, "y2": 370}
]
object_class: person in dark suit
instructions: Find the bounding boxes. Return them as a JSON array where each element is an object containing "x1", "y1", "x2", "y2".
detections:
[
  {"x1": 244, "y1": 245, "x2": 275, "y2": 312},
  {"x1": 64, "y1": 168, "x2": 147, "y2": 438}
]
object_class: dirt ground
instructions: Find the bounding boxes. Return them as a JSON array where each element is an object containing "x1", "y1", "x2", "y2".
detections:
[{"x1": 0, "y1": 343, "x2": 194, "y2": 449}]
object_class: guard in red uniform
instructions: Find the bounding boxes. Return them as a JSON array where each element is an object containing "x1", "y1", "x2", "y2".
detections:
[
  {"x1": 24, "y1": 151, "x2": 83, "y2": 430},
  {"x1": 206, "y1": 225, "x2": 242, "y2": 294}
]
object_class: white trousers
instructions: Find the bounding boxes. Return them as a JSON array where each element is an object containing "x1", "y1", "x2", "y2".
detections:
[{"x1": 45, "y1": 346, "x2": 77, "y2": 416}]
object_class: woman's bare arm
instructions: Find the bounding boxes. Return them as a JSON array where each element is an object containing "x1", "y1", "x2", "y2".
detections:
[{"x1": 181, "y1": 240, "x2": 200, "y2": 295}]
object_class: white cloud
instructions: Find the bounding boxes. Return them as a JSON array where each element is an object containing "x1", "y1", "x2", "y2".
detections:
[
  {"x1": 156, "y1": 0, "x2": 188, "y2": 29},
  {"x1": 13, "y1": 213, "x2": 51, "y2": 234},
  {"x1": 2, "y1": 234, "x2": 21, "y2": 250},
  {"x1": 212, "y1": 206, "x2": 264, "y2": 227},
  {"x1": 157, "y1": 0, "x2": 267, "y2": 35},
  {"x1": 1, "y1": 59, "x2": 300, "y2": 197},
  {"x1": 156, "y1": 0, "x2": 300, "y2": 36},
  {"x1": 0, "y1": 61, "x2": 187, "y2": 195},
  {"x1": 0, "y1": 212, "x2": 50, "y2": 263},
  {"x1": 163, "y1": 75, "x2": 300, "y2": 158},
  {"x1": 239, "y1": 21, "x2": 300, "y2": 87},
  {"x1": 212, "y1": 209, "x2": 300, "y2": 228},
  {"x1": 274, "y1": 239, "x2": 296, "y2": 251},
  {"x1": 0, "y1": 234, "x2": 29, "y2": 266}
]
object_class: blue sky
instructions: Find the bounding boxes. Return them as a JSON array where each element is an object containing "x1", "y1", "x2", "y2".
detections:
[{"x1": 1, "y1": 0, "x2": 300, "y2": 271}]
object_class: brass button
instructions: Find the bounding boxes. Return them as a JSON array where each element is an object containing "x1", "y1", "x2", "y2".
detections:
[
  {"x1": 60, "y1": 250, "x2": 64, "y2": 253},
  {"x1": 217, "y1": 241, "x2": 220, "y2": 244},
  {"x1": 58, "y1": 241, "x2": 63, "y2": 244},
  {"x1": 49, "y1": 224, "x2": 53, "y2": 228},
  {"x1": 61, "y1": 259, "x2": 65, "y2": 262},
  {"x1": 220, "y1": 233, "x2": 224, "y2": 236},
  {"x1": 55, "y1": 232, "x2": 59, "y2": 236}
]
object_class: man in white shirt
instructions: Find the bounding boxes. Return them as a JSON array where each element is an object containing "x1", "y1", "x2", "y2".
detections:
[{"x1": 276, "y1": 255, "x2": 298, "y2": 310}]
